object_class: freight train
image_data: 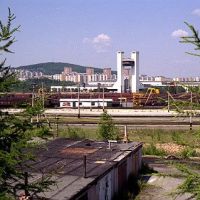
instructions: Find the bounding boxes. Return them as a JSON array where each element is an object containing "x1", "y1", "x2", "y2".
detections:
[{"x1": 0, "y1": 92, "x2": 195, "y2": 109}]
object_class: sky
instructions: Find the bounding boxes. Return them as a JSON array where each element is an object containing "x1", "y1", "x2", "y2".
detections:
[{"x1": 0, "y1": 0, "x2": 200, "y2": 77}]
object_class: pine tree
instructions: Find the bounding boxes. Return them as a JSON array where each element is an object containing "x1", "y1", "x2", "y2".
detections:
[
  {"x1": 180, "y1": 22, "x2": 200, "y2": 57},
  {"x1": 0, "y1": 8, "x2": 19, "y2": 92},
  {"x1": 172, "y1": 22, "x2": 200, "y2": 199},
  {"x1": 0, "y1": 8, "x2": 54, "y2": 200}
]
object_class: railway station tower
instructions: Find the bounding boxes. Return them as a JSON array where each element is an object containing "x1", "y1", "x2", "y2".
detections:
[{"x1": 115, "y1": 51, "x2": 139, "y2": 93}]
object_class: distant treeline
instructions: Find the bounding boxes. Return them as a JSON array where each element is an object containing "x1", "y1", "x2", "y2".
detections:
[{"x1": 10, "y1": 78, "x2": 75, "y2": 92}]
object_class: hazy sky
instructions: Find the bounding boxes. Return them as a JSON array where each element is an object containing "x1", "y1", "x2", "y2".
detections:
[{"x1": 0, "y1": 0, "x2": 200, "y2": 77}]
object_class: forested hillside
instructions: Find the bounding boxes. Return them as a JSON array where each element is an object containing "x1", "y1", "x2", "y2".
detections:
[{"x1": 17, "y1": 62, "x2": 104, "y2": 75}]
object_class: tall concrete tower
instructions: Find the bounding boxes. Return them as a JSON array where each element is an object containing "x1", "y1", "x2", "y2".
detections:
[
  {"x1": 130, "y1": 51, "x2": 139, "y2": 92},
  {"x1": 116, "y1": 51, "x2": 124, "y2": 93},
  {"x1": 115, "y1": 51, "x2": 139, "y2": 93}
]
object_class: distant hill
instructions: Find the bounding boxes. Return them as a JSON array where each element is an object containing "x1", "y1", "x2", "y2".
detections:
[{"x1": 17, "y1": 62, "x2": 104, "y2": 75}]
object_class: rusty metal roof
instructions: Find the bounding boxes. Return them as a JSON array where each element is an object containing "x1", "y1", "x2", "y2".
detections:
[{"x1": 26, "y1": 138, "x2": 142, "y2": 200}]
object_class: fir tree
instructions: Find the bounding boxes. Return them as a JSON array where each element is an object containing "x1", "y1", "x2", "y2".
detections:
[
  {"x1": 0, "y1": 8, "x2": 54, "y2": 200},
  {"x1": 172, "y1": 22, "x2": 200, "y2": 199},
  {"x1": 180, "y1": 22, "x2": 200, "y2": 57}
]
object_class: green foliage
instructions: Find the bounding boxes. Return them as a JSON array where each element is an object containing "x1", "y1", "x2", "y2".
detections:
[
  {"x1": 98, "y1": 111, "x2": 118, "y2": 140},
  {"x1": 142, "y1": 143, "x2": 166, "y2": 156},
  {"x1": 26, "y1": 97, "x2": 44, "y2": 116},
  {"x1": 29, "y1": 126, "x2": 51, "y2": 138},
  {"x1": 174, "y1": 164, "x2": 200, "y2": 199},
  {"x1": 171, "y1": 131, "x2": 185, "y2": 145},
  {"x1": 0, "y1": 8, "x2": 55, "y2": 199},
  {"x1": 10, "y1": 78, "x2": 75, "y2": 92},
  {"x1": 0, "y1": 8, "x2": 20, "y2": 53},
  {"x1": 179, "y1": 147, "x2": 197, "y2": 159},
  {"x1": 180, "y1": 22, "x2": 200, "y2": 57},
  {"x1": 172, "y1": 22, "x2": 200, "y2": 199},
  {"x1": 0, "y1": 8, "x2": 19, "y2": 93},
  {"x1": 17, "y1": 62, "x2": 105, "y2": 75},
  {"x1": 0, "y1": 112, "x2": 54, "y2": 198},
  {"x1": 65, "y1": 126, "x2": 86, "y2": 139}
]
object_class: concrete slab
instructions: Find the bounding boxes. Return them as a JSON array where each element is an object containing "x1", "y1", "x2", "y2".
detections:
[{"x1": 137, "y1": 158, "x2": 195, "y2": 200}]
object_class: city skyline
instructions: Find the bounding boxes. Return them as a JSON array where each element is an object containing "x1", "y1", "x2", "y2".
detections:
[{"x1": 0, "y1": 0, "x2": 200, "y2": 77}]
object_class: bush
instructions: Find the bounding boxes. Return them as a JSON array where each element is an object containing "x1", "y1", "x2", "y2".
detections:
[
  {"x1": 180, "y1": 147, "x2": 197, "y2": 158},
  {"x1": 142, "y1": 143, "x2": 166, "y2": 156},
  {"x1": 61, "y1": 126, "x2": 86, "y2": 139},
  {"x1": 27, "y1": 126, "x2": 52, "y2": 139},
  {"x1": 98, "y1": 111, "x2": 118, "y2": 140}
]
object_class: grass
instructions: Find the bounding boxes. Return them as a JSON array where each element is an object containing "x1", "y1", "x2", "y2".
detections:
[
  {"x1": 57, "y1": 125, "x2": 99, "y2": 140},
  {"x1": 55, "y1": 126, "x2": 199, "y2": 146},
  {"x1": 129, "y1": 129, "x2": 199, "y2": 148},
  {"x1": 142, "y1": 143, "x2": 166, "y2": 156},
  {"x1": 179, "y1": 147, "x2": 198, "y2": 158},
  {"x1": 50, "y1": 123, "x2": 200, "y2": 156}
]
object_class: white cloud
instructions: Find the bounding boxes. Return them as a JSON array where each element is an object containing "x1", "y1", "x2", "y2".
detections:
[
  {"x1": 192, "y1": 9, "x2": 200, "y2": 16},
  {"x1": 171, "y1": 29, "x2": 188, "y2": 38},
  {"x1": 92, "y1": 34, "x2": 111, "y2": 45},
  {"x1": 83, "y1": 33, "x2": 111, "y2": 53}
]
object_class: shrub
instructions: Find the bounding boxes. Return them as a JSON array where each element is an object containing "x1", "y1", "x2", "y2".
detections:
[
  {"x1": 180, "y1": 147, "x2": 197, "y2": 158},
  {"x1": 142, "y1": 143, "x2": 166, "y2": 156},
  {"x1": 66, "y1": 126, "x2": 86, "y2": 139},
  {"x1": 98, "y1": 111, "x2": 118, "y2": 140}
]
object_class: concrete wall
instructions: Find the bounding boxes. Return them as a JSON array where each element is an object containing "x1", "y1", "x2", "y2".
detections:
[
  {"x1": 99, "y1": 172, "x2": 112, "y2": 200},
  {"x1": 131, "y1": 51, "x2": 139, "y2": 93},
  {"x1": 87, "y1": 146, "x2": 142, "y2": 200}
]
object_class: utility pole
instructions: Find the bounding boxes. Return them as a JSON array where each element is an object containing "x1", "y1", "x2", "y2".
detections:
[
  {"x1": 31, "y1": 83, "x2": 36, "y2": 123},
  {"x1": 42, "y1": 82, "x2": 45, "y2": 110},
  {"x1": 103, "y1": 85, "x2": 105, "y2": 112},
  {"x1": 78, "y1": 84, "x2": 80, "y2": 118},
  {"x1": 167, "y1": 92, "x2": 170, "y2": 112},
  {"x1": 90, "y1": 92, "x2": 92, "y2": 111},
  {"x1": 31, "y1": 83, "x2": 36, "y2": 107},
  {"x1": 167, "y1": 85, "x2": 170, "y2": 112},
  {"x1": 190, "y1": 91, "x2": 193, "y2": 130},
  {"x1": 55, "y1": 115, "x2": 59, "y2": 137}
]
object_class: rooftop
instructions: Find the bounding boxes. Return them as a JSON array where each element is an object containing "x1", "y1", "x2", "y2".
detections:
[{"x1": 26, "y1": 138, "x2": 142, "y2": 200}]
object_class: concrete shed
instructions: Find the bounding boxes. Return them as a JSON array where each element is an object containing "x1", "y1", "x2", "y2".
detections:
[{"x1": 27, "y1": 139, "x2": 142, "y2": 200}]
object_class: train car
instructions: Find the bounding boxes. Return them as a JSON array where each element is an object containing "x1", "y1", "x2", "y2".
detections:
[
  {"x1": 0, "y1": 93, "x2": 32, "y2": 108},
  {"x1": 59, "y1": 98, "x2": 113, "y2": 108}
]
